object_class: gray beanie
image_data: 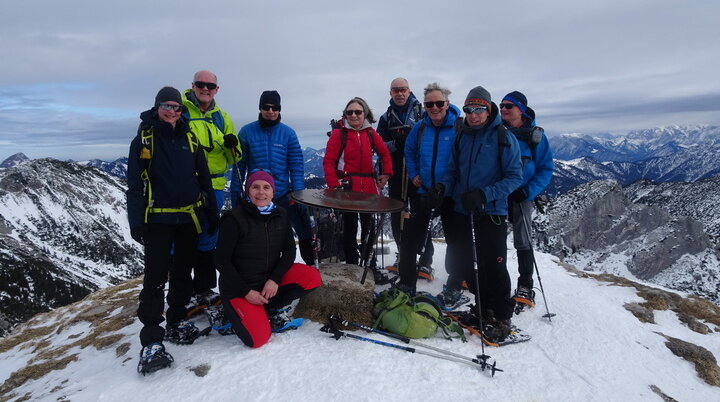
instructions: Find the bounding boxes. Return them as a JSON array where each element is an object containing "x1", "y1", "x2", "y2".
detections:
[
  {"x1": 155, "y1": 86, "x2": 183, "y2": 108},
  {"x1": 464, "y1": 86, "x2": 492, "y2": 109}
]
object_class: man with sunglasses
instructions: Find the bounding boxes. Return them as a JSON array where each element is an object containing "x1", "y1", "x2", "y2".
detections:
[
  {"x1": 499, "y1": 91, "x2": 554, "y2": 311},
  {"x1": 434, "y1": 86, "x2": 522, "y2": 344},
  {"x1": 376, "y1": 78, "x2": 424, "y2": 269},
  {"x1": 182, "y1": 70, "x2": 239, "y2": 314},
  {"x1": 397, "y1": 83, "x2": 461, "y2": 295},
  {"x1": 230, "y1": 90, "x2": 314, "y2": 266}
]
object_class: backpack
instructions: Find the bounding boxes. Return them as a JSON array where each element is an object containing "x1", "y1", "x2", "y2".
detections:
[
  {"x1": 182, "y1": 110, "x2": 226, "y2": 152},
  {"x1": 373, "y1": 289, "x2": 465, "y2": 340},
  {"x1": 507, "y1": 125, "x2": 544, "y2": 161}
]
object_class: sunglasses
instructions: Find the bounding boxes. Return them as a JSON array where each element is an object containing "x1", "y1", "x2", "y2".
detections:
[
  {"x1": 462, "y1": 106, "x2": 488, "y2": 114},
  {"x1": 345, "y1": 109, "x2": 364, "y2": 116},
  {"x1": 499, "y1": 103, "x2": 516, "y2": 110},
  {"x1": 193, "y1": 81, "x2": 218, "y2": 90},
  {"x1": 158, "y1": 103, "x2": 183, "y2": 112},
  {"x1": 261, "y1": 105, "x2": 280, "y2": 112},
  {"x1": 424, "y1": 100, "x2": 446, "y2": 109},
  {"x1": 391, "y1": 87, "x2": 408, "y2": 94}
]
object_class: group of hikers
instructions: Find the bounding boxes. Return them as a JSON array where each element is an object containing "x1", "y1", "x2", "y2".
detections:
[{"x1": 126, "y1": 70, "x2": 554, "y2": 375}]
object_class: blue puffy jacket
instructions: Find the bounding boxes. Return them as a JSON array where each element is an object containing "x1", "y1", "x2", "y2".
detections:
[
  {"x1": 441, "y1": 104, "x2": 523, "y2": 216},
  {"x1": 505, "y1": 107, "x2": 554, "y2": 200},
  {"x1": 404, "y1": 104, "x2": 461, "y2": 193},
  {"x1": 230, "y1": 118, "x2": 304, "y2": 204}
]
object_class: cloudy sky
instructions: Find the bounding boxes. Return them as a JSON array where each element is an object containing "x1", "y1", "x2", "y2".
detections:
[{"x1": 1, "y1": 0, "x2": 719, "y2": 162}]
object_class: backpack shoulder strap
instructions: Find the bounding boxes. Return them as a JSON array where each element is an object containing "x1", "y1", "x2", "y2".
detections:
[
  {"x1": 211, "y1": 110, "x2": 225, "y2": 133},
  {"x1": 497, "y1": 124, "x2": 509, "y2": 161}
]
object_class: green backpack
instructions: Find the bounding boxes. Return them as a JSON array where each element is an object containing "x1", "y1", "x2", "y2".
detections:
[{"x1": 373, "y1": 289, "x2": 466, "y2": 341}]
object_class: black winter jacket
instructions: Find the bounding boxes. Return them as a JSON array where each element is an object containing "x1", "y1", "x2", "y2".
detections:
[
  {"x1": 126, "y1": 109, "x2": 216, "y2": 230},
  {"x1": 215, "y1": 201, "x2": 296, "y2": 299}
]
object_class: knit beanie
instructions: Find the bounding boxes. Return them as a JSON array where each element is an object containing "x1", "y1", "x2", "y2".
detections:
[
  {"x1": 259, "y1": 90, "x2": 281, "y2": 110},
  {"x1": 154, "y1": 86, "x2": 183, "y2": 108},
  {"x1": 245, "y1": 170, "x2": 275, "y2": 194},
  {"x1": 464, "y1": 86, "x2": 492, "y2": 110},
  {"x1": 502, "y1": 91, "x2": 528, "y2": 114}
]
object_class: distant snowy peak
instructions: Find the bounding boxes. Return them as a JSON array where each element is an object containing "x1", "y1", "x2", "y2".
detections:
[
  {"x1": 80, "y1": 157, "x2": 129, "y2": 179},
  {"x1": 0, "y1": 152, "x2": 29, "y2": 168}
]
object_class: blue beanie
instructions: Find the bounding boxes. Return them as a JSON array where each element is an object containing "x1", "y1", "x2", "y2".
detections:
[{"x1": 502, "y1": 91, "x2": 528, "y2": 114}]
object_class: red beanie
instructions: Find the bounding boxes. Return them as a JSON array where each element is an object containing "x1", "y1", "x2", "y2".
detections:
[{"x1": 246, "y1": 170, "x2": 275, "y2": 194}]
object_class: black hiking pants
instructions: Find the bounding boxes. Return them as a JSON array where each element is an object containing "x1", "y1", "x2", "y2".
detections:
[
  {"x1": 447, "y1": 212, "x2": 515, "y2": 320},
  {"x1": 343, "y1": 212, "x2": 374, "y2": 266},
  {"x1": 138, "y1": 223, "x2": 197, "y2": 346}
]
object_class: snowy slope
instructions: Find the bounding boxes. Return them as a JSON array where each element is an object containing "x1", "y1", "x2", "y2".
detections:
[{"x1": 1, "y1": 243, "x2": 718, "y2": 401}]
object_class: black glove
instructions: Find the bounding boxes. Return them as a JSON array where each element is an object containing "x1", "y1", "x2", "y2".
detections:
[
  {"x1": 427, "y1": 183, "x2": 445, "y2": 209},
  {"x1": 207, "y1": 213, "x2": 220, "y2": 236},
  {"x1": 130, "y1": 226, "x2": 146, "y2": 245},
  {"x1": 461, "y1": 189, "x2": 486, "y2": 213},
  {"x1": 509, "y1": 188, "x2": 528, "y2": 203},
  {"x1": 223, "y1": 134, "x2": 239, "y2": 149}
]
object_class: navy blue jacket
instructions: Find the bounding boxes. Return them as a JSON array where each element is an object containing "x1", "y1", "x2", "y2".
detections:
[
  {"x1": 126, "y1": 109, "x2": 216, "y2": 229},
  {"x1": 441, "y1": 104, "x2": 523, "y2": 216}
]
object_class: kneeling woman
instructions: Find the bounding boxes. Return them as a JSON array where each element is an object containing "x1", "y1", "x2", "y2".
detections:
[{"x1": 214, "y1": 170, "x2": 322, "y2": 348}]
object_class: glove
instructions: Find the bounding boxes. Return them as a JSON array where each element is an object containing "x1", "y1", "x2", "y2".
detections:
[
  {"x1": 130, "y1": 226, "x2": 146, "y2": 245},
  {"x1": 509, "y1": 188, "x2": 528, "y2": 203},
  {"x1": 223, "y1": 134, "x2": 239, "y2": 149},
  {"x1": 461, "y1": 189, "x2": 486, "y2": 213},
  {"x1": 427, "y1": 183, "x2": 445, "y2": 209}
]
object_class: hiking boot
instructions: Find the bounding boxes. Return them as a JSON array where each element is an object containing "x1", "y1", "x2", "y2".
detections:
[
  {"x1": 483, "y1": 318, "x2": 512, "y2": 344},
  {"x1": 196, "y1": 290, "x2": 221, "y2": 307},
  {"x1": 513, "y1": 286, "x2": 536, "y2": 307},
  {"x1": 269, "y1": 306, "x2": 292, "y2": 332},
  {"x1": 417, "y1": 265, "x2": 434, "y2": 281},
  {"x1": 165, "y1": 320, "x2": 201, "y2": 345},
  {"x1": 435, "y1": 285, "x2": 464, "y2": 309},
  {"x1": 373, "y1": 267, "x2": 398, "y2": 285},
  {"x1": 204, "y1": 305, "x2": 233, "y2": 336},
  {"x1": 137, "y1": 342, "x2": 174, "y2": 375}
]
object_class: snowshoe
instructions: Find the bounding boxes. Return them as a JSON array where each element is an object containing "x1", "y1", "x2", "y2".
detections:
[
  {"x1": 273, "y1": 318, "x2": 305, "y2": 333},
  {"x1": 137, "y1": 342, "x2": 174, "y2": 375},
  {"x1": 205, "y1": 305, "x2": 234, "y2": 336},
  {"x1": 186, "y1": 290, "x2": 222, "y2": 318},
  {"x1": 165, "y1": 320, "x2": 209, "y2": 345},
  {"x1": 417, "y1": 265, "x2": 434, "y2": 281},
  {"x1": 434, "y1": 286, "x2": 471, "y2": 310},
  {"x1": 513, "y1": 286, "x2": 536, "y2": 308}
]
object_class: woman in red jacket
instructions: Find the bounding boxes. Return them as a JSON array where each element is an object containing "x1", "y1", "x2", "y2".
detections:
[{"x1": 323, "y1": 97, "x2": 393, "y2": 273}]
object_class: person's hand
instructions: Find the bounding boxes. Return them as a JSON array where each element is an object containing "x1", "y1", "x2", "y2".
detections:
[
  {"x1": 461, "y1": 189, "x2": 486, "y2": 213},
  {"x1": 377, "y1": 174, "x2": 390, "y2": 188},
  {"x1": 131, "y1": 226, "x2": 146, "y2": 245},
  {"x1": 411, "y1": 175, "x2": 422, "y2": 188},
  {"x1": 245, "y1": 290, "x2": 269, "y2": 305},
  {"x1": 509, "y1": 188, "x2": 528, "y2": 203},
  {"x1": 223, "y1": 134, "x2": 239, "y2": 149},
  {"x1": 260, "y1": 279, "x2": 279, "y2": 300},
  {"x1": 427, "y1": 183, "x2": 445, "y2": 209}
]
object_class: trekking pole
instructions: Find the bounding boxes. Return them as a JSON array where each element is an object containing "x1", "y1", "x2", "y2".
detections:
[
  {"x1": 320, "y1": 318, "x2": 501, "y2": 376},
  {"x1": 230, "y1": 149, "x2": 245, "y2": 205},
  {"x1": 469, "y1": 213, "x2": 490, "y2": 362},
  {"x1": 518, "y1": 202, "x2": 556, "y2": 321},
  {"x1": 309, "y1": 207, "x2": 320, "y2": 269},
  {"x1": 328, "y1": 315, "x2": 502, "y2": 375},
  {"x1": 360, "y1": 213, "x2": 377, "y2": 284}
]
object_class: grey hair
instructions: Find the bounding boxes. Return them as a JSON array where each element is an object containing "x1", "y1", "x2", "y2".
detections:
[
  {"x1": 344, "y1": 97, "x2": 376, "y2": 123},
  {"x1": 423, "y1": 82, "x2": 451, "y2": 101}
]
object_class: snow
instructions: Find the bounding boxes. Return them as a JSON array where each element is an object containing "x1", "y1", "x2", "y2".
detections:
[{"x1": 1, "y1": 241, "x2": 719, "y2": 401}]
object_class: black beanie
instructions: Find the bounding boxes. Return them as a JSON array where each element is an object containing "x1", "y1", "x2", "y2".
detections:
[
  {"x1": 154, "y1": 86, "x2": 183, "y2": 108},
  {"x1": 502, "y1": 91, "x2": 528, "y2": 113},
  {"x1": 259, "y1": 90, "x2": 281, "y2": 110}
]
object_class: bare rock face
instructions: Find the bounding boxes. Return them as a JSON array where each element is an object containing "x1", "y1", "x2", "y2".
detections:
[
  {"x1": 537, "y1": 179, "x2": 719, "y2": 303},
  {"x1": 294, "y1": 263, "x2": 375, "y2": 327}
]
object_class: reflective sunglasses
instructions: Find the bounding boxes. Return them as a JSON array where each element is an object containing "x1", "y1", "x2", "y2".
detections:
[
  {"x1": 345, "y1": 109, "x2": 364, "y2": 116},
  {"x1": 424, "y1": 100, "x2": 446, "y2": 109},
  {"x1": 499, "y1": 103, "x2": 516, "y2": 110},
  {"x1": 462, "y1": 106, "x2": 488, "y2": 114},
  {"x1": 193, "y1": 81, "x2": 218, "y2": 90},
  {"x1": 158, "y1": 103, "x2": 182, "y2": 112},
  {"x1": 261, "y1": 105, "x2": 280, "y2": 112},
  {"x1": 391, "y1": 87, "x2": 408, "y2": 94}
]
